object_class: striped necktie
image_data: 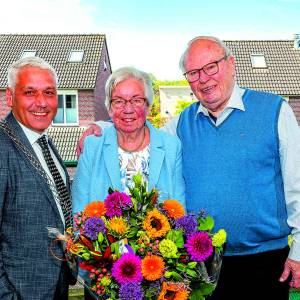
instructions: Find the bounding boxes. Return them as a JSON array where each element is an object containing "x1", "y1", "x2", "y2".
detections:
[{"x1": 37, "y1": 135, "x2": 72, "y2": 228}]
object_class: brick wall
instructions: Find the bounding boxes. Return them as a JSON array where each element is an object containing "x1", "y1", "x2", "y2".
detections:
[
  {"x1": 289, "y1": 97, "x2": 300, "y2": 126},
  {"x1": 94, "y1": 40, "x2": 111, "y2": 121},
  {"x1": 78, "y1": 90, "x2": 97, "y2": 126},
  {"x1": 77, "y1": 41, "x2": 111, "y2": 126}
]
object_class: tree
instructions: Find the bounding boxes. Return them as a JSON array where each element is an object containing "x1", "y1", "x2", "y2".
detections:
[{"x1": 174, "y1": 99, "x2": 195, "y2": 115}]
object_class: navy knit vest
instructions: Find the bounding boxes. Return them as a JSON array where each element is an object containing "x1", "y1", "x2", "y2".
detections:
[{"x1": 177, "y1": 89, "x2": 290, "y2": 256}]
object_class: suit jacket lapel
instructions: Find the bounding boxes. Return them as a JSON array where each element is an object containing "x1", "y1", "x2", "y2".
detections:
[
  {"x1": 5, "y1": 113, "x2": 63, "y2": 217},
  {"x1": 103, "y1": 126, "x2": 122, "y2": 190},
  {"x1": 148, "y1": 121, "x2": 165, "y2": 190}
]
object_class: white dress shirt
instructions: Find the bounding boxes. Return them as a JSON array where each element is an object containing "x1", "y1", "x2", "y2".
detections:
[{"x1": 17, "y1": 120, "x2": 66, "y2": 225}]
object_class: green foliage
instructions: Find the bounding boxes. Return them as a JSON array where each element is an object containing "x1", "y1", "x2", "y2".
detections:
[
  {"x1": 175, "y1": 99, "x2": 195, "y2": 115},
  {"x1": 198, "y1": 215, "x2": 215, "y2": 231},
  {"x1": 166, "y1": 230, "x2": 184, "y2": 248},
  {"x1": 152, "y1": 79, "x2": 189, "y2": 95},
  {"x1": 147, "y1": 95, "x2": 167, "y2": 128},
  {"x1": 147, "y1": 79, "x2": 190, "y2": 128}
]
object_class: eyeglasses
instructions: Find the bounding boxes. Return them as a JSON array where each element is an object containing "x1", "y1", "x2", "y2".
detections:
[
  {"x1": 183, "y1": 56, "x2": 227, "y2": 83},
  {"x1": 111, "y1": 97, "x2": 147, "y2": 109}
]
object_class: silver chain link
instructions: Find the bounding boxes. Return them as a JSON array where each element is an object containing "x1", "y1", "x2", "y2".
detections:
[{"x1": 0, "y1": 120, "x2": 62, "y2": 210}]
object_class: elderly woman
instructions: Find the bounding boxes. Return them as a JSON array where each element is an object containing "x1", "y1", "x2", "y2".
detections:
[{"x1": 72, "y1": 67, "x2": 185, "y2": 217}]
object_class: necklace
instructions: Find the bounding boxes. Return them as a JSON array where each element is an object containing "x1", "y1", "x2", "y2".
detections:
[{"x1": 118, "y1": 126, "x2": 147, "y2": 152}]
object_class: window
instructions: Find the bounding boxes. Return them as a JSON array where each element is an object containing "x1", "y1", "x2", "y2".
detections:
[
  {"x1": 251, "y1": 54, "x2": 267, "y2": 68},
  {"x1": 53, "y1": 91, "x2": 78, "y2": 125},
  {"x1": 21, "y1": 50, "x2": 36, "y2": 59},
  {"x1": 68, "y1": 50, "x2": 84, "y2": 62}
]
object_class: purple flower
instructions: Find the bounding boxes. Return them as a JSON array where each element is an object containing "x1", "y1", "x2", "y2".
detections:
[
  {"x1": 119, "y1": 282, "x2": 144, "y2": 300},
  {"x1": 105, "y1": 191, "x2": 132, "y2": 217},
  {"x1": 112, "y1": 253, "x2": 142, "y2": 284},
  {"x1": 175, "y1": 214, "x2": 198, "y2": 236},
  {"x1": 185, "y1": 231, "x2": 213, "y2": 262},
  {"x1": 83, "y1": 217, "x2": 106, "y2": 240}
]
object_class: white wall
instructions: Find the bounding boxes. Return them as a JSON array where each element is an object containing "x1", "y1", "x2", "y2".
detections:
[{"x1": 159, "y1": 86, "x2": 194, "y2": 118}]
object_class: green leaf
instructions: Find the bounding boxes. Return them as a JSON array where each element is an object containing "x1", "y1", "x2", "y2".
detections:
[
  {"x1": 110, "y1": 241, "x2": 119, "y2": 254},
  {"x1": 94, "y1": 240, "x2": 100, "y2": 252},
  {"x1": 176, "y1": 264, "x2": 186, "y2": 272},
  {"x1": 198, "y1": 215, "x2": 214, "y2": 231},
  {"x1": 126, "y1": 227, "x2": 138, "y2": 238},
  {"x1": 166, "y1": 230, "x2": 184, "y2": 248},
  {"x1": 129, "y1": 217, "x2": 137, "y2": 226},
  {"x1": 82, "y1": 252, "x2": 90, "y2": 260},
  {"x1": 187, "y1": 262, "x2": 197, "y2": 269},
  {"x1": 189, "y1": 289, "x2": 205, "y2": 300},
  {"x1": 97, "y1": 232, "x2": 104, "y2": 244},
  {"x1": 199, "y1": 282, "x2": 216, "y2": 296},
  {"x1": 170, "y1": 271, "x2": 182, "y2": 281},
  {"x1": 186, "y1": 269, "x2": 197, "y2": 277},
  {"x1": 164, "y1": 271, "x2": 172, "y2": 278},
  {"x1": 108, "y1": 187, "x2": 114, "y2": 194}
]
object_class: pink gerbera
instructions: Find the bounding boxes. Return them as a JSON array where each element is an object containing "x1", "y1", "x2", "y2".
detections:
[
  {"x1": 112, "y1": 253, "x2": 142, "y2": 284},
  {"x1": 104, "y1": 191, "x2": 132, "y2": 217},
  {"x1": 185, "y1": 231, "x2": 213, "y2": 262}
]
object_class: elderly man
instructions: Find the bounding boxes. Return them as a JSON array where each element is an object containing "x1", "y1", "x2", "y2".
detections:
[
  {"x1": 0, "y1": 57, "x2": 75, "y2": 300},
  {"x1": 77, "y1": 36, "x2": 300, "y2": 300},
  {"x1": 167, "y1": 36, "x2": 300, "y2": 300}
]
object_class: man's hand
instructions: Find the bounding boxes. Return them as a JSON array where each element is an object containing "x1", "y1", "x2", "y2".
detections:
[
  {"x1": 279, "y1": 258, "x2": 300, "y2": 288},
  {"x1": 76, "y1": 124, "x2": 102, "y2": 158}
]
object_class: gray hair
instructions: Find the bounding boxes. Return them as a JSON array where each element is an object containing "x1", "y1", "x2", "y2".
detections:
[
  {"x1": 7, "y1": 56, "x2": 58, "y2": 90},
  {"x1": 179, "y1": 36, "x2": 233, "y2": 73},
  {"x1": 105, "y1": 66, "x2": 153, "y2": 110}
]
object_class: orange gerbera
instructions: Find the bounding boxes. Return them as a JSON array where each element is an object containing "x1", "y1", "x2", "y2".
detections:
[
  {"x1": 84, "y1": 201, "x2": 106, "y2": 217},
  {"x1": 158, "y1": 282, "x2": 189, "y2": 300},
  {"x1": 143, "y1": 209, "x2": 171, "y2": 239},
  {"x1": 142, "y1": 255, "x2": 165, "y2": 281},
  {"x1": 163, "y1": 200, "x2": 185, "y2": 219},
  {"x1": 107, "y1": 217, "x2": 128, "y2": 236}
]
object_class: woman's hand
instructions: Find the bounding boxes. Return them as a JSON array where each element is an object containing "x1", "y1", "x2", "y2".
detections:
[{"x1": 76, "y1": 124, "x2": 102, "y2": 158}]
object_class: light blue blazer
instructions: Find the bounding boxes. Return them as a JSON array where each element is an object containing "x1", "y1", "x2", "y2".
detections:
[{"x1": 72, "y1": 121, "x2": 185, "y2": 214}]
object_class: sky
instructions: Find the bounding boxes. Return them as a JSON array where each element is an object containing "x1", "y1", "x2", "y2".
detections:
[{"x1": 0, "y1": 0, "x2": 299, "y2": 80}]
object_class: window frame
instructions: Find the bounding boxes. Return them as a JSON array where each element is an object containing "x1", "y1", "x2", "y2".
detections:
[
  {"x1": 21, "y1": 50, "x2": 37, "y2": 59},
  {"x1": 250, "y1": 54, "x2": 267, "y2": 68},
  {"x1": 52, "y1": 90, "x2": 79, "y2": 126},
  {"x1": 68, "y1": 50, "x2": 84, "y2": 62}
]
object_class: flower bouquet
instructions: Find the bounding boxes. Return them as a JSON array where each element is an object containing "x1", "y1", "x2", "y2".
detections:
[{"x1": 66, "y1": 174, "x2": 226, "y2": 299}]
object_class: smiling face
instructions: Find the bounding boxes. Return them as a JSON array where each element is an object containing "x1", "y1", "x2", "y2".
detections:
[
  {"x1": 6, "y1": 66, "x2": 58, "y2": 133},
  {"x1": 109, "y1": 78, "x2": 148, "y2": 134},
  {"x1": 184, "y1": 39, "x2": 236, "y2": 115}
]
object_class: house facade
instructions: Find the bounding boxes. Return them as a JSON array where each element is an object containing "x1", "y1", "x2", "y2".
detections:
[
  {"x1": 0, "y1": 34, "x2": 112, "y2": 177},
  {"x1": 160, "y1": 35, "x2": 300, "y2": 124}
]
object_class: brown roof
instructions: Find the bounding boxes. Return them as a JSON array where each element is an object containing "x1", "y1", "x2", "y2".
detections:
[
  {"x1": 0, "y1": 34, "x2": 109, "y2": 89},
  {"x1": 224, "y1": 40, "x2": 300, "y2": 95},
  {"x1": 48, "y1": 126, "x2": 85, "y2": 162}
]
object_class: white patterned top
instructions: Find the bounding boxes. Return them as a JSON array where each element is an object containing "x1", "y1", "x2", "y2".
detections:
[{"x1": 118, "y1": 146, "x2": 150, "y2": 192}]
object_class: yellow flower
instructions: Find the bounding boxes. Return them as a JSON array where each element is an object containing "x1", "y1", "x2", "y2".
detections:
[
  {"x1": 212, "y1": 229, "x2": 227, "y2": 247},
  {"x1": 107, "y1": 217, "x2": 128, "y2": 236},
  {"x1": 143, "y1": 209, "x2": 171, "y2": 239}
]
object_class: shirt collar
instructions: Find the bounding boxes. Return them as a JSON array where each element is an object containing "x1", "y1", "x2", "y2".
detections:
[
  {"x1": 14, "y1": 115, "x2": 48, "y2": 146},
  {"x1": 196, "y1": 83, "x2": 246, "y2": 117}
]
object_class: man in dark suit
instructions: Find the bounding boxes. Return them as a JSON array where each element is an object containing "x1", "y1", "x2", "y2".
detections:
[{"x1": 0, "y1": 57, "x2": 76, "y2": 299}]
